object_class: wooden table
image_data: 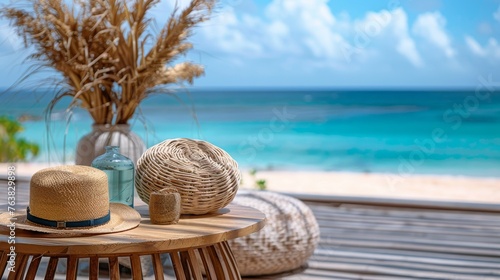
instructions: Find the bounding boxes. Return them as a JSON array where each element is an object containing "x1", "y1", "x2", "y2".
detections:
[{"x1": 0, "y1": 203, "x2": 265, "y2": 280}]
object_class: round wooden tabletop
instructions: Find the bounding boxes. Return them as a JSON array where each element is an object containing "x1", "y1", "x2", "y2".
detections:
[{"x1": 0, "y1": 204, "x2": 266, "y2": 256}]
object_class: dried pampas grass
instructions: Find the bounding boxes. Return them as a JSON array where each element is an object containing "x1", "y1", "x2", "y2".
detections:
[{"x1": 1, "y1": 0, "x2": 215, "y2": 124}]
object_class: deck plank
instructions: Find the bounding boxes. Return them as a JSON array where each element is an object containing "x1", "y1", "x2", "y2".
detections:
[{"x1": 246, "y1": 198, "x2": 500, "y2": 279}]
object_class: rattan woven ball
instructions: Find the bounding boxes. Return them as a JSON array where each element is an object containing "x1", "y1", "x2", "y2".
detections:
[
  {"x1": 229, "y1": 191, "x2": 320, "y2": 276},
  {"x1": 135, "y1": 138, "x2": 240, "y2": 215}
]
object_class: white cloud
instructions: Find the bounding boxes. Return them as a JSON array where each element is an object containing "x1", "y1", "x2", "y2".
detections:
[
  {"x1": 465, "y1": 36, "x2": 486, "y2": 57},
  {"x1": 201, "y1": 8, "x2": 262, "y2": 56},
  {"x1": 494, "y1": 5, "x2": 500, "y2": 22},
  {"x1": 267, "y1": 20, "x2": 288, "y2": 38},
  {"x1": 397, "y1": 37, "x2": 423, "y2": 67},
  {"x1": 266, "y1": 20, "x2": 290, "y2": 51},
  {"x1": 265, "y1": 0, "x2": 348, "y2": 61},
  {"x1": 413, "y1": 12, "x2": 456, "y2": 58},
  {"x1": 199, "y1": 0, "x2": 352, "y2": 65},
  {"x1": 347, "y1": 8, "x2": 423, "y2": 67},
  {"x1": 197, "y1": 1, "x2": 478, "y2": 70},
  {"x1": 203, "y1": 3, "x2": 429, "y2": 70},
  {"x1": 465, "y1": 36, "x2": 500, "y2": 60},
  {"x1": 390, "y1": 9, "x2": 424, "y2": 67}
]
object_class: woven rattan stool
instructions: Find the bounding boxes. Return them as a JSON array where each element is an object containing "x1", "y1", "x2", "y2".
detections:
[{"x1": 229, "y1": 191, "x2": 320, "y2": 276}]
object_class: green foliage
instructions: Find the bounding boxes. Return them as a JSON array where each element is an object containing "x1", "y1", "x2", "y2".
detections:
[
  {"x1": 249, "y1": 168, "x2": 257, "y2": 176},
  {"x1": 256, "y1": 179, "x2": 267, "y2": 191},
  {"x1": 249, "y1": 168, "x2": 267, "y2": 191},
  {"x1": 0, "y1": 116, "x2": 39, "y2": 162}
]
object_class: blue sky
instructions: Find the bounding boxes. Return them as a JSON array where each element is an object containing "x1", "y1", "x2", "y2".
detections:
[{"x1": 1, "y1": 0, "x2": 500, "y2": 88}]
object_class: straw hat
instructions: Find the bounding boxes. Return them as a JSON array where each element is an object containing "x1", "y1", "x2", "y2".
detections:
[{"x1": 0, "y1": 165, "x2": 141, "y2": 235}]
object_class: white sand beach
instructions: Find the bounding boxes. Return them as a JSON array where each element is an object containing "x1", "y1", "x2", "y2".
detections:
[
  {"x1": 240, "y1": 170, "x2": 500, "y2": 203},
  {"x1": 3, "y1": 163, "x2": 499, "y2": 204}
]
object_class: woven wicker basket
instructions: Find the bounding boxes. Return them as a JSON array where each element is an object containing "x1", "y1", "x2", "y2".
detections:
[
  {"x1": 229, "y1": 191, "x2": 320, "y2": 276},
  {"x1": 135, "y1": 138, "x2": 240, "y2": 215}
]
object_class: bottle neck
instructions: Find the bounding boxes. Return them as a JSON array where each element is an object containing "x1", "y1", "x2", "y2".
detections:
[{"x1": 105, "y1": 146, "x2": 120, "y2": 153}]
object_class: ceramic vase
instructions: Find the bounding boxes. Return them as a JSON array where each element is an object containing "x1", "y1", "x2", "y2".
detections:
[{"x1": 75, "y1": 124, "x2": 145, "y2": 166}]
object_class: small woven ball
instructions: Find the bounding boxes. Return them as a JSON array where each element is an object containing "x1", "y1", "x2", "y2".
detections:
[{"x1": 135, "y1": 138, "x2": 240, "y2": 215}]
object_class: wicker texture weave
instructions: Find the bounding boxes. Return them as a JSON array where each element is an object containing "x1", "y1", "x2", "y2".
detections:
[
  {"x1": 229, "y1": 191, "x2": 320, "y2": 276},
  {"x1": 135, "y1": 138, "x2": 240, "y2": 215},
  {"x1": 29, "y1": 165, "x2": 109, "y2": 221},
  {"x1": 149, "y1": 188, "x2": 181, "y2": 225}
]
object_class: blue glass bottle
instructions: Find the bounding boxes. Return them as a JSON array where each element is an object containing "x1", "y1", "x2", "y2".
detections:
[{"x1": 91, "y1": 146, "x2": 135, "y2": 207}]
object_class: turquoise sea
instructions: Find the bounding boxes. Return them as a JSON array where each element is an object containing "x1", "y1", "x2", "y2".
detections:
[{"x1": 1, "y1": 88, "x2": 500, "y2": 177}]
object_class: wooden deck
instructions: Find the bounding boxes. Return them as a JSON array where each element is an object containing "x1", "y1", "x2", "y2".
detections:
[
  {"x1": 2, "y1": 177, "x2": 500, "y2": 279},
  {"x1": 263, "y1": 195, "x2": 500, "y2": 280}
]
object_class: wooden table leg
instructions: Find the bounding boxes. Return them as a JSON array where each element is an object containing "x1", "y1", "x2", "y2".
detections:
[
  {"x1": 8, "y1": 253, "x2": 28, "y2": 280},
  {"x1": 207, "y1": 242, "x2": 241, "y2": 280},
  {"x1": 205, "y1": 245, "x2": 228, "y2": 278},
  {"x1": 179, "y1": 251, "x2": 192, "y2": 278},
  {"x1": 151, "y1": 253, "x2": 165, "y2": 280},
  {"x1": 170, "y1": 252, "x2": 187, "y2": 280},
  {"x1": 130, "y1": 254, "x2": 144, "y2": 280},
  {"x1": 0, "y1": 251, "x2": 9, "y2": 277},
  {"x1": 25, "y1": 255, "x2": 42, "y2": 280},
  {"x1": 45, "y1": 257, "x2": 59, "y2": 280},
  {"x1": 213, "y1": 243, "x2": 240, "y2": 280},
  {"x1": 108, "y1": 257, "x2": 120, "y2": 280},
  {"x1": 89, "y1": 257, "x2": 99, "y2": 280},
  {"x1": 66, "y1": 257, "x2": 79, "y2": 280},
  {"x1": 219, "y1": 241, "x2": 240, "y2": 278},
  {"x1": 0, "y1": 242, "x2": 244, "y2": 280},
  {"x1": 185, "y1": 249, "x2": 203, "y2": 280},
  {"x1": 198, "y1": 247, "x2": 217, "y2": 280}
]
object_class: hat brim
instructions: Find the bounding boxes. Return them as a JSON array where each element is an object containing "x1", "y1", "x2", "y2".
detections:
[{"x1": 0, "y1": 203, "x2": 141, "y2": 235}]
